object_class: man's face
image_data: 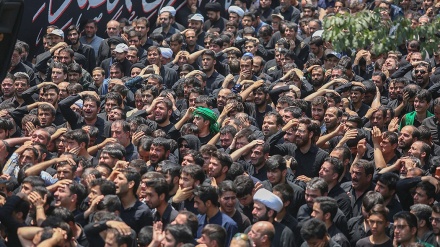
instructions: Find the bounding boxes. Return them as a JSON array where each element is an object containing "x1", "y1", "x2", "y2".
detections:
[
  {"x1": 58, "y1": 51, "x2": 72, "y2": 65},
  {"x1": 67, "y1": 30, "x2": 79, "y2": 45},
  {"x1": 131, "y1": 67, "x2": 142, "y2": 78},
  {"x1": 185, "y1": 30, "x2": 197, "y2": 46},
  {"x1": 350, "y1": 90, "x2": 363, "y2": 103},
  {"x1": 319, "y1": 161, "x2": 337, "y2": 184},
  {"x1": 147, "y1": 50, "x2": 161, "y2": 66},
  {"x1": 260, "y1": 0, "x2": 272, "y2": 8},
  {"x1": 351, "y1": 166, "x2": 370, "y2": 190},
  {"x1": 84, "y1": 23, "x2": 97, "y2": 38},
  {"x1": 92, "y1": 71, "x2": 104, "y2": 85},
  {"x1": 98, "y1": 152, "x2": 118, "y2": 168},
  {"x1": 68, "y1": 72, "x2": 81, "y2": 84},
  {"x1": 182, "y1": 154, "x2": 196, "y2": 166},
  {"x1": 82, "y1": 99, "x2": 99, "y2": 121},
  {"x1": 380, "y1": 137, "x2": 395, "y2": 155},
  {"x1": 311, "y1": 104, "x2": 325, "y2": 122},
  {"x1": 144, "y1": 186, "x2": 161, "y2": 209},
  {"x1": 114, "y1": 51, "x2": 127, "y2": 62},
  {"x1": 194, "y1": 196, "x2": 207, "y2": 214},
  {"x1": 111, "y1": 123, "x2": 131, "y2": 146},
  {"x1": 311, "y1": 202, "x2": 325, "y2": 221},
  {"x1": 252, "y1": 201, "x2": 269, "y2": 222},
  {"x1": 372, "y1": 75, "x2": 384, "y2": 89},
  {"x1": 413, "y1": 187, "x2": 432, "y2": 205},
  {"x1": 188, "y1": 20, "x2": 202, "y2": 33},
  {"x1": 375, "y1": 181, "x2": 393, "y2": 200},
  {"x1": 252, "y1": 59, "x2": 263, "y2": 75},
  {"x1": 217, "y1": 89, "x2": 230, "y2": 110},
  {"x1": 38, "y1": 110, "x2": 55, "y2": 127},
  {"x1": 154, "y1": 102, "x2": 170, "y2": 124},
  {"x1": 51, "y1": 68, "x2": 67, "y2": 84},
  {"x1": 250, "y1": 145, "x2": 266, "y2": 167},
  {"x1": 54, "y1": 184, "x2": 73, "y2": 207},
  {"x1": 394, "y1": 218, "x2": 414, "y2": 244},
  {"x1": 135, "y1": 21, "x2": 149, "y2": 38},
  {"x1": 414, "y1": 66, "x2": 429, "y2": 86},
  {"x1": 208, "y1": 157, "x2": 224, "y2": 178},
  {"x1": 254, "y1": 90, "x2": 267, "y2": 107},
  {"x1": 202, "y1": 55, "x2": 215, "y2": 72},
  {"x1": 1, "y1": 78, "x2": 15, "y2": 98},
  {"x1": 242, "y1": 16, "x2": 253, "y2": 27},
  {"x1": 240, "y1": 59, "x2": 253, "y2": 79},
  {"x1": 310, "y1": 67, "x2": 324, "y2": 87},
  {"x1": 114, "y1": 172, "x2": 130, "y2": 195},
  {"x1": 159, "y1": 12, "x2": 171, "y2": 28},
  {"x1": 149, "y1": 144, "x2": 168, "y2": 164},
  {"x1": 193, "y1": 115, "x2": 207, "y2": 131},
  {"x1": 262, "y1": 115, "x2": 279, "y2": 137},
  {"x1": 284, "y1": 27, "x2": 296, "y2": 40},
  {"x1": 19, "y1": 149, "x2": 37, "y2": 166},
  {"x1": 267, "y1": 168, "x2": 284, "y2": 185},
  {"x1": 109, "y1": 67, "x2": 123, "y2": 79},
  {"x1": 305, "y1": 189, "x2": 321, "y2": 208},
  {"x1": 106, "y1": 21, "x2": 120, "y2": 37},
  {"x1": 105, "y1": 99, "x2": 119, "y2": 114},
  {"x1": 407, "y1": 142, "x2": 424, "y2": 160},
  {"x1": 295, "y1": 123, "x2": 311, "y2": 148},
  {"x1": 31, "y1": 129, "x2": 50, "y2": 145},
  {"x1": 384, "y1": 57, "x2": 397, "y2": 71},
  {"x1": 324, "y1": 108, "x2": 339, "y2": 130},
  {"x1": 10, "y1": 50, "x2": 21, "y2": 67},
  {"x1": 108, "y1": 108, "x2": 123, "y2": 122},
  {"x1": 303, "y1": 8, "x2": 314, "y2": 17},
  {"x1": 49, "y1": 34, "x2": 64, "y2": 45},
  {"x1": 220, "y1": 133, "x2": 233, "y2": 149},
  {"x1": 371, "y1": 110, "x2": 385, "y2": 128},
  {"x1": 179, "y1": 172, "x2": 197, "y2": 189},
  {"x1": 324, "y1": 56, "x2": 339, "y2": 70},
  {"x1": 308, "y1": 21, "x2": 320, "y2": 34},
  {"x1": 170, "y1": 41, "x2": 181, "y2": 55},
  {"x1": 57, "y1": 164, "x2": 74, "y2": 180},
  {"x1": 398, "y1": 126, "x2": 414, "y2": 150},
  {"x1": 220, "y1": 191, "x2": 237, "y2": 215},
  {"x1": 245, "y1": 42, "x2": 258, "y2": 55},
  {"x1": 206, "y1": 11, "x2": 219, "y2": 22}
]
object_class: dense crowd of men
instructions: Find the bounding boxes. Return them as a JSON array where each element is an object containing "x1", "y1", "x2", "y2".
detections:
[{"x1": 1, "y1": 0, "x2": 440, "y2": 246}]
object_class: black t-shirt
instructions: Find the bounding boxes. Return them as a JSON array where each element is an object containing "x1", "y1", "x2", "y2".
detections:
[{"x1": 355, "y1": 237, "x2": 393, "y2": 247}]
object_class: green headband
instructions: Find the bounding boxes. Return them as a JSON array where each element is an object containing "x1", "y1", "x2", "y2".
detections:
[{"x1": 194, "y1": 107, "x2": 220, "y2": 134}]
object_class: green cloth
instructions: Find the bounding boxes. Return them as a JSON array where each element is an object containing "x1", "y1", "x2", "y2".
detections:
[
  {"x1": 399, "y1": 111, "x2": 434, "y2": 130},
  {"x1": 194, "y1": 107, "x2": 220, "y2": 134}
]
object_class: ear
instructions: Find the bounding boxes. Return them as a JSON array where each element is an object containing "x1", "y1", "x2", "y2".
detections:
[
  {"x1": 173, "y1": 176, "x2": 179, "y2": 185},
  {"x1": 324, "y1": 212, "x2": 331, "y2": 221},
  {"x1": 165, "y1": 150, "x2": 170, "y2": 158},
  {"x1": 222, "y1": 165, "x2": 229, "y2": 174},
  {"x1": 71, "y1": 194, "x2": 78, "y2": 204},
  {"x1": 194, "y1": 180, "x2": 200, "y2": 187},
  {"x1": 159, "y1": 193, "x2": 165, "y2": 202},
  {"x1": 282, "y1": 169, "x2": 287, "y2": 178},
  {"x1": 128, "y1": 180, "x2": 135, "y2": 190},
  {"x1": 267, "y1": 209, "x2": 275, "y2": 218},
  {"x1": 80, "y1": 142, "x2": 86, "y2": 149}
]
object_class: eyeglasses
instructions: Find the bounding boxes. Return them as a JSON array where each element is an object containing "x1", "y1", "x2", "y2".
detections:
[
  {"x1": 414, "y1": 70, "x2": 427, "y2": 74},
  {"x1": 233, "y1": 233, "x2": 249, "y2": 241},
  {"x1": 429, "y1": 217, "x2": 440, "y2": 224},
  {"x1": 393, "y1": 224, "x2": 409, "y2": 230}
]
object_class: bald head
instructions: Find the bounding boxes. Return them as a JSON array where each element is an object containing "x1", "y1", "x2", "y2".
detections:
[{"x1": 249, "y1": 221, "x2": 275, "y2": 247}]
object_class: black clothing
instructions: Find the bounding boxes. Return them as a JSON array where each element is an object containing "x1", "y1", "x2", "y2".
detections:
[
  {"x1": 59, "y1": 94, "x2": 111, "y2": 144},
  {"x1": 298, "y1": 204, "x2": 349, "y2": 237},
  {"x1": 295, "y1": 144, "x2": 329, "y2": 178},
  {"x1": 0, "y1": 196, "x2": 26, "y2": 247},
  {"x1": 119, "y1": 200, "x2": 153, "y2": 234},
  {"x1": 152, "y1": 203, "x2": 178, "y2": 229},
  {"x1": 342, "y1": 182, "x2": 375, "y2": 217},
  {"x1": 328, "y1": 184, "x2": 353, "y2": 219},
  {"x1": 328, "y1": 224, "x2": 351, "y2": 247},
  {"x1": 348, "y1": 215, "x2": 370, "y2": 247},
  {"x1": 230, "y1": 210, "x2": 252, "y2": 233},
  {"x1": 203, "y1": 17, "x2": 228, "y2": 33},
  {"x1": 356, "y1": 237, "x2": 393, "y2": 247},
  {"x1": 261, "y1": 180, "x2": 305, "y2": 217}
]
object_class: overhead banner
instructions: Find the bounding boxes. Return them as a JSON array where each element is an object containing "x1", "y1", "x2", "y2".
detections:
[{"x1": 19, "y1": 0, "x2": 233, "y2": 59}]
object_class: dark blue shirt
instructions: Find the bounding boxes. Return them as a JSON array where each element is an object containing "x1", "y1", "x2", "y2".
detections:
[{"x1": 197, "y1": 210, "x2": 238, "y2": 247}]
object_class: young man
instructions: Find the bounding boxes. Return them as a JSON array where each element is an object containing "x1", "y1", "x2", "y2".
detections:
[
  {"x1": 393, "y1": 211, "x2": 434, "y2": 247},
  {"x1": 171, "y1": 164, "x2": 205, "y2": 215},
  {"x1": 218, "y1": 181, "x2": 251, "y2": 233},
  {"x1": 108, "y1": 167, "x2": 153, "y2": 233},
  {"x1": 431, "y1": 205, "x2": 440, "y2": 247},
  {"x1": 400, "y1": 89, "x2": 433, "y2": 128},
  {"x1": 144, "y1": 178, "x2": 178, "y2": 228},
  {"x1": 194, "y1": 185, "x2": 238, "y2": 247}
]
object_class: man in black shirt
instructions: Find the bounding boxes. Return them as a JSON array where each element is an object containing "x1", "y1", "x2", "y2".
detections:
[
  {"x1": 203, "y1": 2, "x2": 228, "y2": 33},
  {"x1": 144, "y1": 177, "x2": 178, "y2": 229}
]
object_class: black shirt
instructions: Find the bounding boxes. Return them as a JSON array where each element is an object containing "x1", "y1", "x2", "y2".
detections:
[
  {"x1": 341, "y1": 182, "x2": 375, "y2": 218},
  {"x1": 294, "y1": 144, "x2": 329, "y2": 178},
  {"x1": 356, "y1": 237, "x2": 393, "y2": 247},
  {"x1": 119, "y1": 200, "x2": 153, "y2": 233},
  {"x1": 153, "y1": 203, "x2": 178, "y2": 229},
  {"x1": 328, "y1": 184, "x2": 353, "y2": 219}
]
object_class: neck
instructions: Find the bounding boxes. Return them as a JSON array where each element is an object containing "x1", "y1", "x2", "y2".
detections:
[
  {"x1": 84, "y1": 117, "x2": 97, "y2": 126},
  {"x1": 215, "y1": 173, "x2": 226, "y2": 184},
  {"x1": 158, "y1": 119, "x2": 170, "y2": 127},
  {"x1": 71, "y1": 43, "x2": 80, "y2": 50},
  {"x1": 257, "y1": 104, "x2": 267, "y2": 112},
  {"x1": 120, "y1": 192, "x2": 137, "y2": 209},
  {"x1": 15, "y1": 95, "x2": 24, "y2": 104},
  {"x1": 417, "y1": 227, "x2": 429, "y2": 239},
  {"x1": 275, "y1": 209, "x2": 286, "y2": 222},
  {"x1": 198, "y1": 128, "x2": 210, "y2": 138},
  {"x1": 85, "y1": 35, "x2": 95, "y2": 43},
  {"x1": 221, "y1": 208, "x2": 236, "y2": 218},
  {"x1": 416, "y1": 111, "x2": 427, "y2": 120},
  {"x1": 383, "y1": 152, "x2": 396, "y2": 163},
  {"x1": 157, "y1": 201, "x2": 168, "y2": 217},
  {"x1": 383, "y1": 195, "x2": 392, "y2": 207},
  {"x1": 327, "y1": 180, "x2": 338, "y2": 191},
  {"x1": 79, "y1": 149, "x2": 92, "y2": 160},
  {"x1": 163, "y1": 25, "x2": 170, "y2": 33},
  {"x1": 204, "y1": 69, "x2": 215, "y2": 77},
  {"x1": 353, "y1": 101, "x2": 362, "y2": 109},
  {"x1": 206, "y1": 207, "x2": 219, "y2": 219},
  {"x1": 370, "y1": 233, "x2": 389, "y2": 243},
  {"x1": 400, "y1": 237, "x2": 417, "y2": 247},
  {"x1": 325, "y1": 221, "x2": 333, "y2": 230},
  {"x1": 299, "y1": 142, "x2": 312, "y2": 153}
]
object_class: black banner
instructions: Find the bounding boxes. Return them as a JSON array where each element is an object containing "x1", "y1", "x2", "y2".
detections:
[{"x1": 18, "y1": 0, "x2": 233, "y2": 59}]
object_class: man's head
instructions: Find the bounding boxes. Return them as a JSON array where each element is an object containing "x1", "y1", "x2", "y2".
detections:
[
  {"x1": 300, "y1": 218, "x2": 330, "y2": 247},
  {"x1": 398, "y1": 125, "x2": 420, "y2": 152},
  {"x1": 194, "y1": 185, "x2": 220, "y2": 214},
  {"x1": 295, "y1": 117, "x2": 321, "y2": 148},
  {"x1": 179, "y1": 164, "x2": 205, "y2": 190},
  {"x1": 262, "y1": 112, "x2": 283, "y2": 138},
  {"x1": 413, "y1": 181, "x2": 436, "y2": 206},
  {"x1": 393, "y1": 211, "x2": 418, "y2": 245},
  {"x1": 248, "y1": 221, "x2": 275, "y2": 247},
  {"x1": 205, "y1": 2, "x2": 222, "y2": 22},
  {"x1": 149, "y1": 137, "x2": 171, "y2": 165},
  {"x1": 99, "y1": 143, "x2": 126, "y2": 168},
  {"x1": 83, "y1": 20, "x2": 98, "y2": 38},
  {"x1": 53, "y1": 181, "x2": 86, "y2": 210},
  {"x1": 318, "y1": 157, "x2": 344, "y2": 185},
  {"x1": 311, "y1": 196, "x2": 338, "y2": 223},
  {"x1": 154, "y1": 98, "x2": 173, "y2": 124},
  {"x1": 161, "y1": 224, "x2": 194, "y2": 247},
  {"x1": 252, "y1": 188, "x2": 283, "y2": 222},
  {"x1": 143, "y1": 178, "x2": 169, "y2": 210},
  {"x1": 208, "y1": 151, "x2": 232, "y2": 179},
  {"x1": 113, "y1": 167, "x2": 141, "y2": 196},
  {"x1": 375, "y1": 172, "x2": 399, "y2": 201},
  {"x1": 351, "y1": 159, "x2": 374, "y2": 191},
  {"x1": 13, "y1": 72, "x2": 30, "y2": 98},
  {"x1": 197, "y1": 224, "x2": 227, "y2": 247},
  {"x1": 106, "y1": 20, "x2": 120, "y2": 37},
  {"x1": 1, "y1": 74, "x2": 15, "y2": 99},
  {"x1": 265, "y1": 155, "x2": 287, "y2": 186},
  {"x1": 63, "y1": 129, "x2": 89, "y2": 153},
  {"x1": 432, "y1": 204, "x2": 440, "y2": 237}
]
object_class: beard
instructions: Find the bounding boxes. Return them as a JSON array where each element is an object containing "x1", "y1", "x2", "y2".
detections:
[{"x1": 311, "y1": 78, "x2": 324, "y2": 87}]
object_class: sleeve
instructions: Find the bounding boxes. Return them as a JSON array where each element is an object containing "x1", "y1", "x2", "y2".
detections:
[
  {"x1": 0, "y1": 196, "x2": 25, "y2": 233},
  {"x1": 8, "y1": 105, "x2": 29, "y2": 127},
  {"x1": 58, "y1": 94, "x2": 83, "y2": 128},
  {"x1": 390, "y1": 63, "x2": 413, "y2": 79},
  {"x1": 124, "y1": 76, "x2": 144, "y2": 94},
  {"x1": 2, "y1": 153, "x2": 19, "y2": 176}
]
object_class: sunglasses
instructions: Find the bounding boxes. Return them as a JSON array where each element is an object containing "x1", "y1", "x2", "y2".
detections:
[{"x1": 414, "y1": 70, "x2": 427, "y2": 74}]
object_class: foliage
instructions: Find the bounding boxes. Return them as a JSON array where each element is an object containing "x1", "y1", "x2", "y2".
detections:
[{"x1": 322, "y1": 10, "x2": 440, "y2": 56}]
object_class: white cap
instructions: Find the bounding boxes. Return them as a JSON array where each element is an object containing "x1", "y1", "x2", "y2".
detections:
[
  {"x1": 50, "y1": 29, "x2": 64, "y2": 38},
  {"x1": 190, "y1": 13, "x2": 204, "y2": 22},
  {"x1": 114, "y1": 43, "x2": 128, "y2": 53},
  {"x1": 253, "y1": 188, "x2": 283, "y2": 213},
  {"x1": 228, "y1": 6, "x2": 245, "y2": 17},
  {"x1": 160, "y1": 6, "x2": 176, "y2": 17},
  {"x1": 160, "y1": 47, "x2": 173, "y2": 59}
]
